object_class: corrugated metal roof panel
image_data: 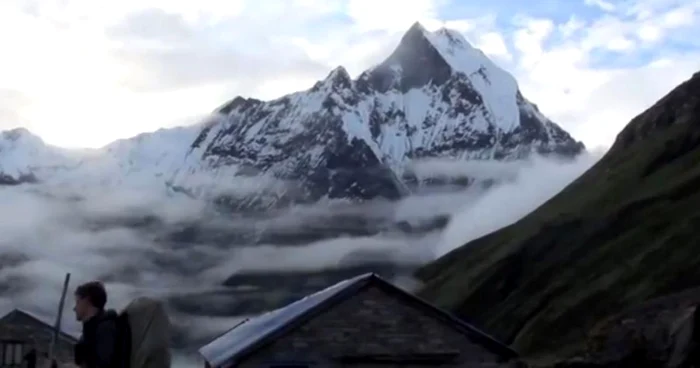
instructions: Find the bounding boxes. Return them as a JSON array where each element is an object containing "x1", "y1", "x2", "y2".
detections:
[{"x1": 198, "y1": 273, "x2": 373, "y2": 367}]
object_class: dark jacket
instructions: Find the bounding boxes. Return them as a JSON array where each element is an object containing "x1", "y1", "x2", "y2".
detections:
[
  {"x1": 23, "y1": 349, "x2": 37, "y2": 368},
  {"x1": 75, "y1": 310, "x2": 118, "y2": 368}
]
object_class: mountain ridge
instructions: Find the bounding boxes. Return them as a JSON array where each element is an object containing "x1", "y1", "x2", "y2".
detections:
[
  {"x1": 415, "y1": 69, "x2": 700, "y2": 361},
  {"x1": 0, "y1": 22, "x2": 584, "y2": 206},
  {"x1": 178, "y1": 22, "x2": 583, "y2": 205}
]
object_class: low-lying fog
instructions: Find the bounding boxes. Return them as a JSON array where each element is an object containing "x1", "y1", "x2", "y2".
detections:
[{"x1": 0, "y1": 152, "x2": 601, "y2": 365}]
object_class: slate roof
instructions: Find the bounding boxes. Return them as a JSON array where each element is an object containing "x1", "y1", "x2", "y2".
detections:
[
  {"x1": 199, "y1": 273, "x2": 518, "y2": 367},
  {"x1": 0, "y1": 309, "x2": 79, "y2": 343}
]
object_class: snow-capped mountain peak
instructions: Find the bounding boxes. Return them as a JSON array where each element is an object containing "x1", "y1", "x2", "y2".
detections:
[
  {"x1": 176, "y1": 22, "x2": 583, "y2": 205},
  {"x1": 0, "y1": 22, "x2": 584, "y2": 208},
  {"x1": 1, "y1": 127, "x2": 43, "y2": 146},
  {"x1": 366, "y1": 22, "x2": 520, "y2": 133},
  {"x1": 0, "y1": 127, "x2": 76, "y2": 184},
  {"x1": 403, "y1": 22, "x2": 506, "y2": 78},
  {"x1": 324, "y1": 66, "x2": 352, "y2": 84}
]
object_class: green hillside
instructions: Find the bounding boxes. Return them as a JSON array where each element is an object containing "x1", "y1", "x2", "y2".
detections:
[{"x1": 417, "y1": 71, "x2": 700, "y2": 359}]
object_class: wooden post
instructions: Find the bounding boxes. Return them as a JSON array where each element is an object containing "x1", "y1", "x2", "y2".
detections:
[{"x1": 48, "y1": 273, "x2": 71, "y2": 366}]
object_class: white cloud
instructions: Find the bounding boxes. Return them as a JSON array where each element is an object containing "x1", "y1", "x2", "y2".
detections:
[
  {"x1": 345, "y1": 0, "x2": 439, "y2": 32},
  {"x1": 637, "y1": 25, "x2": 662, "y2": 42},
  {"x1": 0, "y1": 154, "x2": 595, "y2": 352},
  {"x1": 0, "y1": 0, "x2": 337, "y2": 148},
  {"x1": 660, "y1": 7, "x2": 695, "y2": 27},
  {"x1": 477, "y1": 32, "x2": 512, "y2": 60},
  {"x1": 17, "y1": 0, "x2": 247, "y2": 25},
  {"x1": 436, "y1": 153, "x2": 601, "y2": 257},
  {"x1": 584, "y1": 0, "x2": 617, "y2": 12},
  {"x1": 560, "y1": 57, "x2": 700, "y2": 146},
  {"x1": 559, "y1": 16, "x2": 585, "y2": 38},
  {"x1": 513, "y1": 17, "x2": 555, "y2": 69},
  {"x1": 0, "y1": 0, "x2": 698, "y2": 151},
  {"x1": 508, "y1": 0, "x2": 700, "y2": 149}
]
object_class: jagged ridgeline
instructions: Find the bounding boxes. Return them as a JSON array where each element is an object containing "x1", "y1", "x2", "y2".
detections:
[
  {"x1": 1, "y1": 22, "x2": 582, "y2": 209},
  {"x1": 188, "y1": 22, "x2": 583, "y2": 208}
]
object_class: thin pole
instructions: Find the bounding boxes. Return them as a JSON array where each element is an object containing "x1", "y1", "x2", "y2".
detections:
[{"x1": 48, "y1": 273, "x2": 71, "y2": 365}]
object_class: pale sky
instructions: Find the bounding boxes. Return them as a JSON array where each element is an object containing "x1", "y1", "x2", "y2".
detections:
[{"x1": 1, "y1": 0, "x2": 699, "y2": 150}]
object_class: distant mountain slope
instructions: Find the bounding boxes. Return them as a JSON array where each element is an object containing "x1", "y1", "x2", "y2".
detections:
[
  {"x1": 416, "y1": 71, "x2": 700, "y2": 358},
  {"x1": 77, "y1": 124, "x2": 203, "y2": 188},
  {"x1": 0, "y1": 128, "x2": 76, "y2": 185},
  {"x1": 0, "y1": 22, "x2": 583, "y2": 205}
]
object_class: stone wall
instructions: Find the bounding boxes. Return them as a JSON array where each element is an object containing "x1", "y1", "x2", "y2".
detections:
[{"x1": 236, "y1": 285, "x2": 513, "y2": 367}]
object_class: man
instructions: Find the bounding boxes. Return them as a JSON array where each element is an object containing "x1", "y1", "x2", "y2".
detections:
[
  {"x1": 22, "y1": 347, "x2": 37, "y2": 368},
  {"x1": 73, "y1": 281, "x2": 118, "y2": 368}
]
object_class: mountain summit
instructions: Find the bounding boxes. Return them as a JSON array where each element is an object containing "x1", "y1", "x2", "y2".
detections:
[
  {"x1": 1, "y1": 23, "x2": 583, "y2": 206},
  {"x1": 171, "y1": 22, "x2": 584, "y2": 205}
]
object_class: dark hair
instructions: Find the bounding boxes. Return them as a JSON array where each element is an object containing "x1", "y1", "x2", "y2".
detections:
[{"x1": 74, "y1": 281, "x2": 107, "y2": 310}]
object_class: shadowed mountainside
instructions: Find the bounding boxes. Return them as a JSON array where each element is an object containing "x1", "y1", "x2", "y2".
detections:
[{"x1": 416, "y1": 70, "x2": 700, "y2": 360}]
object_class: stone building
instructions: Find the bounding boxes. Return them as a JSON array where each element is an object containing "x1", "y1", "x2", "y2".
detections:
[
  {"x1": 0, "y1": 309, "x2": 77, "y2": 368},
  {"x1": 199, "y1": 273, "x2": 519, "y2": 368}
]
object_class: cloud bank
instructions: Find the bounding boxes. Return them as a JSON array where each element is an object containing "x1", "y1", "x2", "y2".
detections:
[
  {"x1": 435, "y1": 152, "x2": 602, "y2": 257},
  {"x1": 1, "y1": 0, "x2": 698, "y2": 149},
  {"x1": 0, "y1": 153, "x2": 599, "y2": 363}
]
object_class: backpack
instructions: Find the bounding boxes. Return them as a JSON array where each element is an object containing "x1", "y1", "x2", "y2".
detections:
[{"x1": 114, "y1": 297, "x2": 172, "y2": 368}]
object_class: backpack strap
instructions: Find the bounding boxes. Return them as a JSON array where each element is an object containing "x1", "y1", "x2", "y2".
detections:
[{"x1": 115, "y1": 312, "x2": 133, "y2": 368}]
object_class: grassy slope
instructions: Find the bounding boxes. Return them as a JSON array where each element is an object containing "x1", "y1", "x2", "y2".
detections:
[{"x1": 416, "y1": 71, "x2": 700, "y2": 359}]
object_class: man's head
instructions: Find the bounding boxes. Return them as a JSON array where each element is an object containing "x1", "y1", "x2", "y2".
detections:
[{"x1": 73, "y1": 281, "x2": 107, "y2": 322}]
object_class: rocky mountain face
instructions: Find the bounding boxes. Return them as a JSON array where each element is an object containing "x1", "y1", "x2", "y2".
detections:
[
  {"x1": 416, "y1": 70, "x2": 700, "y2": 366},
  {"x1": 177, "y1": 22, "x2": 583, "y2": 206},
  {"x1": 0, "y1": 22, "x2": 582, "y2": 207}
]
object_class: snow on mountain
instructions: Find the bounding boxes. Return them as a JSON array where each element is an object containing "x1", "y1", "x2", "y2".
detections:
[
  {"x1": 73, "y1": 124, "x2": 204, "y2": 189},
  {"x1": 355, "y1": 23, "x2": 582, "y2": 165},
  {"x1": 0, "y1": 128, "x2": 78, "y2": 185},
  {"x1": 174, "y1": 22, "x2": 583, "y2": 205},
  {"x1": 0, "y1": 124, "x2": 203, "y2": 192},
  {"x1": 0, "y1": 22, "x2": 583, "y2": 206}
]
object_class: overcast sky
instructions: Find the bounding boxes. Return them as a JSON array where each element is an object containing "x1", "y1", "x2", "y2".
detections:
[{"x1": 1, "y1": 0, "x2": 698, "y2": 149}]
